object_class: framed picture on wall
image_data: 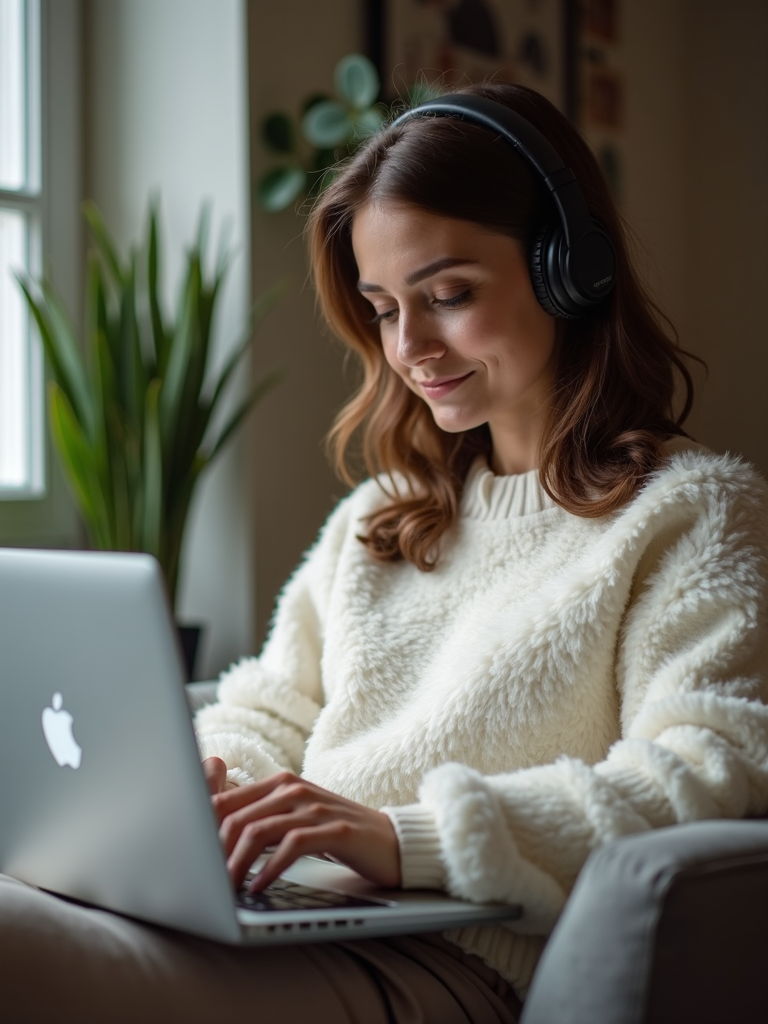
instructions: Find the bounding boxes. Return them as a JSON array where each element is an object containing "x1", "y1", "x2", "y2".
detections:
[
  {"x1": 367, "y1": 0, "x2": 576, "y2": 114},
  {"x1": 574, "y1": 0, "x2": 625, "y2": 199}
]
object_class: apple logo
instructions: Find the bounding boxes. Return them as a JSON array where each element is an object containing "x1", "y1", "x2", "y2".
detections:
[{"x1": 42, "y1": 692, "x2": 83, "y2": 769}]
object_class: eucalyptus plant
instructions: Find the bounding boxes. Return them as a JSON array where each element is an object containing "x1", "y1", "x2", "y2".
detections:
[
  {"x1": 258, "y1": 53, "x2": 385, "y2": 212},
  {"x1": 17, "y1": 201, "x2": 284, "y2": 605}
]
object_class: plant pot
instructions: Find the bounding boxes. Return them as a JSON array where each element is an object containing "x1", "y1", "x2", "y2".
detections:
[{"x1": 176, "y1": 623, "x2": 204, "y2": 682}]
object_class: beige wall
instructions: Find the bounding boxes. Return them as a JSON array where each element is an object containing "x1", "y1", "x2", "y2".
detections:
[
  {"x1": 679, "y1": 0, "x2": 768, "y2": 471},
  {"x1": 248, "y1": 0, "x2": 768, "y2": 646},
  {"x1": 621, "y1": 0, "x2": 768, "y2": 473},
  {"x1": 247, "y1": 0, "x2": 362, "y2": 644}
]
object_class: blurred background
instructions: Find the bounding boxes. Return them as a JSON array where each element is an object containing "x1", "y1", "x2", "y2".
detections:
[{"x1": 1, "y1": 0, "x2": 765, "y2": 679}]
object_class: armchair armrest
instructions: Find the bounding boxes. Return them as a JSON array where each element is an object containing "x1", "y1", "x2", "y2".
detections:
[
  {"x1": 185, "y1": 680, "x2": 218, "y2": 713},
  {"x1": 520, "y1": 820, "x2": 768, "y2": 1024}
]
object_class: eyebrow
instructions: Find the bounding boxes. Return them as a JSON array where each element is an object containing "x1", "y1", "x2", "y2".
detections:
[{"x1": 357, "y1": 257, "x2": 479, "y2": 292}]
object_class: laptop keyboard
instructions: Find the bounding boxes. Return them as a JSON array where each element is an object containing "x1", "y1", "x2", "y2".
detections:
[{"x1": 235, "y1": 878, "x2": 388, "y2": 912}]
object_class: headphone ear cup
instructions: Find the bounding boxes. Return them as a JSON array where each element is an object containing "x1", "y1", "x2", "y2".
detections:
[{"x1": 529, "y1": 225, "x2": 575, "y2": 320}]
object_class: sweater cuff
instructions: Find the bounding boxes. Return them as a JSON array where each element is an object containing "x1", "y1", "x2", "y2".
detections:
[
  {"x1": 226, "y1": 767, "x2": 252, "y2": 788},
  {"x1": 381, "y1": 804, "x2": 447, "y2": 890}
]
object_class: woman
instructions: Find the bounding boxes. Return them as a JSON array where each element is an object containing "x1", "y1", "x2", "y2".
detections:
[
  {"x1": 5, "y1": 83, "x2": 768, "y2": 1023},
  {"x1": 194, "y1": 81, "x2": 768, "y2": 1012}
]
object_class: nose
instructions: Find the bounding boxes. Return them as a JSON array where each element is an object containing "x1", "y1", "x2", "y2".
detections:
[{"x1": 396, "y1": 310, "x2": 446, "y2": 367}]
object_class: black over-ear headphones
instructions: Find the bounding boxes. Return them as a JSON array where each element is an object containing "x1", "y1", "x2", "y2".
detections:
[{"x1": 390, "y1": 93, "x2": 617, "y2": 319}]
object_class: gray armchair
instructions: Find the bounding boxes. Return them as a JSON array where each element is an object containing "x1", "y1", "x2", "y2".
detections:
[
  {"x1": 186, "y1": 684, "x2": 768, "y2": 1023},
  {"x1": 186, "y1": 680, "x2": 220, "y2": 714},
  {"x1": 520, "y1": 818, "x2": 768, "y2": 1024}
]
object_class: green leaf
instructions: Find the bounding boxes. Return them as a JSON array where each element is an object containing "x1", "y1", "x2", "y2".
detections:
[
  {"x1": 351, "y1": 106, "x2": 385, "y2": 138},
  {"x1": 83, "y1": 200, "x2": 125, "y2": 288},
  {"x1": 91, "y1": 319, "x2": 138, "y2": 551},
  {"x1": 262, "y1": 113, "x2": 295, "y2": 154},
  {"x1": 301, "y1": 92, "x2": 332, "y2": 116},
  {"x1": 196, "y1": 203, "x2": 211, "y2": 263},
  {"x1": 257, "y1": 166, "x2": 307, "y2": 212},
  {"x1": 206, "y1": 370, "x2": 285, "y2": 464},
  {"x1": 86, "y1": 253, "x2": 109, "y2": 362},
  {"x1": 41, "y1": 283, "x2": 96, "y2": 437},
  {"x1": 147, "y1": 201, "x2": 166, "y2": 376},
  {"x1": 162, "y1": 455, "x2": 204, "y2": 605},
  {"x1": 158, "y1": 257, "x2": 201, "y2": 448},
  {"x1": 16, "y1": 275, "x2": 69, "y2": 388},
  {"x1": 159, "y1": 249, "x2": 211, "y2": 501},
  {"x1": 214, "y1": 215, "x2": 235, "y2": 271},
  {"x1": 48, "y1": 383, "x2": 110, "y2": 549},
  {"x1": 301, "y1": 99, "x2": 352, "y2": 148},
  {"x1": 206, "y1": 279, "x2": 288, "y2": 418},
  {"x1": 140, "y1": 379, "x2": 163, "y2": 559},
  {"x1": 118, "y1": 253, "x2": 145, "y2": 433},
  {"x1": 17, "y1": 275, "x2": 96, "y2": 441},
  {"x1": 334, "y1": 53, "x2": 380, "y2": 109},
  {"x1": 91, "y1": 328, "x2": 116, "y2": 470},
  {"x1": 108, "y1": 406, "x2": 132, "y2": 550}
]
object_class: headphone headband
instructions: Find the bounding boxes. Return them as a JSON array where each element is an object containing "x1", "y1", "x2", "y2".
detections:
[{"x1": 390, "y1": 93, "x2": 617, "y2": 319}]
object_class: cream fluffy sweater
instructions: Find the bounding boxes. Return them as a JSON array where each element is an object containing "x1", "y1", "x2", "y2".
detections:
[{"x1": 195, "y1": 441, "x2": 768, "y2": 995}]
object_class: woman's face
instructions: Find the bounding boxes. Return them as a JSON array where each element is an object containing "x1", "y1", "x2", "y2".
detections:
[{"x1": 351, "y1": 202, "x2": 559, "y2": 475}]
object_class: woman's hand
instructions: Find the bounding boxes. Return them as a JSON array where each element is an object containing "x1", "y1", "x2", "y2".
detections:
[{"x1": 207, "y1": 768, "x2": 402, "y2": 892}]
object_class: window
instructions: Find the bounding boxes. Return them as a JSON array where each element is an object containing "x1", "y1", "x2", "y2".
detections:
[
  {"x1": 0, "y1": 0, "x2": 43, "y2": 497},
  {"x1": 0, "y1": 0, "x2": 80, "y2": 545}
]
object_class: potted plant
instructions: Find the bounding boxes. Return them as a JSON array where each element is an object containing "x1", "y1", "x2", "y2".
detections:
[
  {"x1": 17, "y1": 201, "x2": 284, "y2": 676},
  {"x1": 256, "y1": 53, "x2": 441, "y2": 214},
  {"x1": 257, "y1": 53, "x2": 386, "y2": 212}
]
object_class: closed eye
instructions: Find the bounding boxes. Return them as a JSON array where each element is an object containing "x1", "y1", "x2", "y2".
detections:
[
  {"x1": 369, "y1": 287, "x2": 472, "y2": 325},
  {"x1": 370, "y1": 307, "x2": 397, "y2": 325},
  {"x1": 435, "y1": 288, "x2": 472, "y2": 309}
]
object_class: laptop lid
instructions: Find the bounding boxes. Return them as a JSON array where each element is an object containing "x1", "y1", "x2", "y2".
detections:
[
  {"x1": 0, "y1": 547, "x2": 241, "y2": 942},
  {"x1": 0, "y1": 548, "x2": 519, "y2": 943}
]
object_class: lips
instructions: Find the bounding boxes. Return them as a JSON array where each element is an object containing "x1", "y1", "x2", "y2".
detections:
[{"x1": 416, "y1": 372, "x2": 474, "y2": 398}]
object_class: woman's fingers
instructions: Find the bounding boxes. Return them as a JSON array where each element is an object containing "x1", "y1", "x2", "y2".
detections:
[
  {"x1": 246, "y1": 821, "x2": 357, "y2": 891},
  {"x1": 226, "y1": 812, "x2": 338, "y2": 888},
  {"x1": 211, "y1": 771, "x2": 297, "y2": 823},
  {"x1": 248, "y1": 811, "x2": 401, "y2": 891},
  {"x1": 218, "y1": 781, "x2": 334, "y2": 855},
  {"x1": 201, "y1": 755, "x2": 228, "y2": 796}
]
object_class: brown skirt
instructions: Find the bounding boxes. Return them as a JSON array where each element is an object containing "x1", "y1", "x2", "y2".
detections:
[{"x1": 0, "y1": 874, "x2": 522, "y2": 1024}]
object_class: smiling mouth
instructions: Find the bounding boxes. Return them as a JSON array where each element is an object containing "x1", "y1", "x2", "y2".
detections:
[{"x1": 416, "y1": 372, "x2": 474, "y2": 397}]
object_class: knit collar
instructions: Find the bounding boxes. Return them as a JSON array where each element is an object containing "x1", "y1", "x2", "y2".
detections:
[{"x1": 461, "y1": 457, "x2": 558, "y2": 520}]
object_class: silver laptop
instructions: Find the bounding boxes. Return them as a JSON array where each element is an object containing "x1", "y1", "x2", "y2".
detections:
[{"x1": 0, "y1": 547, "x2": 520, "y2": 944}]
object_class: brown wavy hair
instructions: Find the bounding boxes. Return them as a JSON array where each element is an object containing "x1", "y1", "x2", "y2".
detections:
[{"x1": 307, "y1": 82, "x2": 700, "y2": 570}]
